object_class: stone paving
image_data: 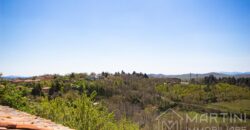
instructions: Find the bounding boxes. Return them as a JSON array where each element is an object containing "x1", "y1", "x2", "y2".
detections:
[{"x1": 0, "y1": 105, "x2": 73, "y2": 130}]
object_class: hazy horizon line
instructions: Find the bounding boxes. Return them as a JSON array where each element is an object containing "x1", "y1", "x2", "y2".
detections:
[{"x1": 2, "y1": 71, "x2": 250, "y2": 77}]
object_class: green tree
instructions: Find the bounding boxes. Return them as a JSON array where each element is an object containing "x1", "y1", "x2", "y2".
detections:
[
  {"x1": 204, "y1": 75, "x2": 217, "y2": 85},
  {"x1": 31, "y1": 83, "x2": 44, "y2": 96}
]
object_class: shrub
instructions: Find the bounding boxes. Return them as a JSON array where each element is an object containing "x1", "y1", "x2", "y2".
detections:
[
  {"x1": 34, "y1": 92, "x2": 139, "y2": 130},
  {"x1": 0, "y1": 84, "x2": 30, "y2": 111}
]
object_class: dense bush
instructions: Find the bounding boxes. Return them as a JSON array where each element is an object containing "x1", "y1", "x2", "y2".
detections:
[
  {"x1": 34, "y1": 91, "x2": 139, "y2": 130},
  {"x1": 0, "y1": 84, "x2": 30, "y2": 111}
]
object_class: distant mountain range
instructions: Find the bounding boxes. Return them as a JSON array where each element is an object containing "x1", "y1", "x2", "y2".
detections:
[
  {"x1": 1, "y1": 72, "x2": 250, "y2": 80},
  {"x1": 1, "y1": 75, "x2": 31, "y2": 79},
  {"x1": 219, "y1": 72, "x2": 250, "y2": 75},
  {"x1": 149, "y1": 72, "x2": 250, "y2": 80}
]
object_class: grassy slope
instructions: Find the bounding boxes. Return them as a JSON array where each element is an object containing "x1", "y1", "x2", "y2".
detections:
[{"x1": 205, "y1": 99, "x2": 250, "y2": 114}]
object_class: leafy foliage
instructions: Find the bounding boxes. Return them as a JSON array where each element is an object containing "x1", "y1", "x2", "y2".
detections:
[
  {"x1": 156, "y1": 83, "x2": 250, "y2": 104},
  {"x1": 34, "y1": 92, "x2": 138, "y2": 130},
  {"x1": 0, "y1": 84, "x2": 30, "y2": 111}
]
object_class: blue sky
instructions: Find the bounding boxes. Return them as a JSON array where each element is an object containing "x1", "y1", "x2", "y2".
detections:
[{"x1": 0, "y1": 0, "x2": 250, "y2": 76}]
